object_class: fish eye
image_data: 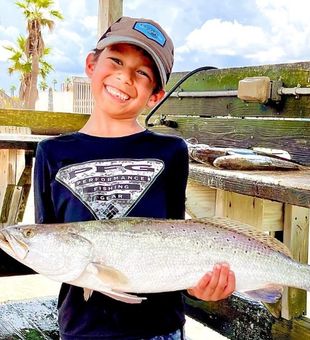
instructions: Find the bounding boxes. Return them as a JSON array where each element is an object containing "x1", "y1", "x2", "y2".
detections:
[{"x1": 23, "y1": 228, "x2": 34, "y2": 238}]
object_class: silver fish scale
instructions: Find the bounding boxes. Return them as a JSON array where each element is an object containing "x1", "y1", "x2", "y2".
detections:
[{"x1": 71, "y1": 219, "x2": 309, "y2": 293}]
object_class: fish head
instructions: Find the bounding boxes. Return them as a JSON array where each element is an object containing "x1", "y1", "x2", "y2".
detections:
[{"x1": 0, "y1": 224, "x2": 93, "y2": 282}]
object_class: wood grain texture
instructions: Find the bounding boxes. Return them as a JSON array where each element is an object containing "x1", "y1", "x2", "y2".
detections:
[
  {"x1": 167, "y1": 116, "x2": 310, "y2": 165},
  {"x1": 189, "y1": 163, "x2": 310, "y2": 208}
]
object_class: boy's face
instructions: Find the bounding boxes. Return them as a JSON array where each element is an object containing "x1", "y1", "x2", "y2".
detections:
[{"x1": 85, "y1": 43, "x2": 165, "y2": 120}]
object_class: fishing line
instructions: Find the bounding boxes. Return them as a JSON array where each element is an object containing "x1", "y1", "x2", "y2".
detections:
[{"x1": 145, "y1": 66, "x2": 218, "y2": 127}]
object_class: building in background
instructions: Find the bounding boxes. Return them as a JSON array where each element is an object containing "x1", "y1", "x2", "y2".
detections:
[{"x1": 35, "y1": 76, "x2": 93, "y2": 114}]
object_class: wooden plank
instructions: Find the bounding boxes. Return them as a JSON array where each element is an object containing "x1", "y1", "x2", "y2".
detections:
[
  {"x1": 0, "y1": 185, "x2": 23, "y2": 225},
  {"x1": 0, "y1": 127, "x2": 33, "y2": 226},
  {"x1": 215, "y1": 190, "x2": 283, "y2": 232},
  {"x1": 0, "y1": 150, "x2": 9, "y2": 211},
  {"x1": 189, "y1": 164, "x2": 310, "y2": 208},
  {"x1": 0, "y1": 133, "x2": 49, "y2": 150},
  {"x1": 282, "y1": 205, "x2": 309, "y2": 320},
  {"x1": 97, "y1": 0, "x2": 123, "y2": 37},
  {"x1": 272, "y1": 317, "x2": 310, "y2": 340},
  {"x1": 167, "y1": 62, "x2": 310, "y2": 93},
  {"x1": 186, "y1": 179, "x2": 216, "y2": 218},
  {"x1": 167, "y1": 116, "x2": 310, "y2": 165},
  {"x1": 0, "y1": 152, "x2": 33, "y2": 225},
  {"x1": 152, "y1": 95, "x2": 310, "y2": 118},
  {"x1": 0, "y1": 109, "x2": 89, "y2": 135}
]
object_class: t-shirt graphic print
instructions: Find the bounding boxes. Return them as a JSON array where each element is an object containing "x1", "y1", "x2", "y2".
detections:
[{"x1": 55, "y1": 158, "x2": 164, "y2": 219}]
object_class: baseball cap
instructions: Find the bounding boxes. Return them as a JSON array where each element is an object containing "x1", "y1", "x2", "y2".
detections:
[{"x1": 96, "y1": 16, "x2": 174, "y2": 86}]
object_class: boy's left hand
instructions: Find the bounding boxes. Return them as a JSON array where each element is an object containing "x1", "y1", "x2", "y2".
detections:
[{"x1": 187, "y1": 263, "x2": 235, "y2": 301}]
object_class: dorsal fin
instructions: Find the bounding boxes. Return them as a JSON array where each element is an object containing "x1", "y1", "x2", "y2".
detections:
[{"x1": 199, "y1": 216, "x2": 292, "y2": 258}]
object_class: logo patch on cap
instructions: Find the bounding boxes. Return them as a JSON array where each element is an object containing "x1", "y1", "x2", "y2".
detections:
[{"x1": 134, "y1": 22, "x2": 166, "y2": 46}]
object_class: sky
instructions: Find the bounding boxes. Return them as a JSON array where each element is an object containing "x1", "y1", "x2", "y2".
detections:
[{"x1": 0, "y1": 0, "x2": 310, "y2": 94}]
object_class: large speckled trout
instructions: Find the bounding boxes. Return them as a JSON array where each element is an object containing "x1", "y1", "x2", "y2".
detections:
[{"x1": 0, "y1": 217, "x2": 309, "y2": 304}]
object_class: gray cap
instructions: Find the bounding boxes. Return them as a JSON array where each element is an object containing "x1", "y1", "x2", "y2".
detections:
[{"x1": 96, "y1": 16, "x2": 174, "y2": 86}]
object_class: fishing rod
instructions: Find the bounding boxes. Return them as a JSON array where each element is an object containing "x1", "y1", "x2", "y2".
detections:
[{"x1": 144, "y1": 65, "x2": 218, "y2": 128}]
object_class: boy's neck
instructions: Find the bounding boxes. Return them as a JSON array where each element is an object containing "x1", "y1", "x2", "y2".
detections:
[{"x1": 79, "y1": 111, "x2": 145, "y2": 138}]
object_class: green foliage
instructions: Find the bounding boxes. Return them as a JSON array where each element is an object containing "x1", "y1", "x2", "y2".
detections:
[
  {"x1": 5, "y1": 35, "x2": 54, "y2": 83},
  {"x1": 8, "y1": 0, "x2": 63, "y2": 108}
]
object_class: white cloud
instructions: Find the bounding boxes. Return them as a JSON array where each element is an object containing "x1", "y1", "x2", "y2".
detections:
[
  {"x1": 0, "y1": 25, "x2": 20, "y2": 38},
  {"x1": 125, "y1": 0, "x2": 147, "y2": 11},
  {"x1": 81, "y1": 15, "x2": 98, "y2": 35},
  {"x1": 254, "y1": 0, "x2": 310, "y2": 60},
  {"x1": 0, "y1": 40, "x2": 16, "y2": 61},
  {"x1": 55, "y1": 0, "x2": 87, "y2": 21},
  {"x1": 176, "y1": 1, "x2": 310, "y2": 66},
  {"x1": 177, "y1": 19, "x2": 268, "y2": 56}
]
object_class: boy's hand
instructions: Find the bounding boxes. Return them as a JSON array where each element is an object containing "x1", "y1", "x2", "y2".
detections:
[{"x1": 187, "y1": 263, "x2": 235, "y2": 301}]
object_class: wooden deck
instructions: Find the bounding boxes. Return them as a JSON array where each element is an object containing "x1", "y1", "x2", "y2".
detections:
[{"x1": 189, "y1": 163, "x2": 310, "y2": 208}]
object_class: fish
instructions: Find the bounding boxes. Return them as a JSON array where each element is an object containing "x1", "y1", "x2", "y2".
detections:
[
  {"x1": 0, "y1": 217, "x2": 309, "y2": 304},
  {"x1": 213, "y1": 154, "x2": 302, "y2": 170},
  {"x1": 186, "y1": 138, "x2": 302, "y2": 170},
  {"x1": 186, "y1": 139, "x2": 254, "y2": 166}
]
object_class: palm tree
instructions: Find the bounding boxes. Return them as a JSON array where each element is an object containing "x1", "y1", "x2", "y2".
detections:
[
  {"x1": 16, "y1": 0, "x2": 63, "y2": 109},
  {"x1": 39, "y1": 80, "x2": 48, "y2": 91},
  {"x1": 5, "y1": 35, "x2": 54, "y2": 106},
  {"x1": 52, "y1": 78, "x2": 57, "y2": 91},
  {"x1": 64, "y1": 77, "x2": 72, "y2": 91},
  {"x1": 10, "y1": 85, "x2": 17, "y2": 97}
]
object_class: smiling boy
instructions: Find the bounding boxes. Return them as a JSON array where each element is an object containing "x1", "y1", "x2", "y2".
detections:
[{"x1": 34, "y1": 16, "x2": 235, "y2": 339}]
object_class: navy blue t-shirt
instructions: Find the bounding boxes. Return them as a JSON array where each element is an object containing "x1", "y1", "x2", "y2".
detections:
[{"x1": 34, "y1": 130, "x2": 189, "y2": 339}]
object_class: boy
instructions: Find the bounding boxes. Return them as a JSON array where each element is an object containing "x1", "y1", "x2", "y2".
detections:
[{"x1": 34, "y1": 16, "x2": 235, "y2": 339}]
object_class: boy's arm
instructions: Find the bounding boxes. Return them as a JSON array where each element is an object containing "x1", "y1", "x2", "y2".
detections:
[
  {"x1": 166, "y1": 139, "x2": 189, "y2": 219},
  {"x1": 34, "y1": 142, "x2": 56, "y2": 224}
]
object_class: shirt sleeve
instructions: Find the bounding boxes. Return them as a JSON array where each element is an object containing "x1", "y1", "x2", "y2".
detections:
[
  {"x1": 34, "y1": 142, "x2": 57, "y2": 223},
  {"x1": 166, "y1": 139, "x2": 189, "y2": 219}
]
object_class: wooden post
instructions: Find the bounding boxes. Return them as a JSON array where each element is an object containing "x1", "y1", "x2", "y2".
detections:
[
  {"x1": 186, "y1": 179, "x2": 216, "y2": 218},
  {"x1": 97, "y1": 0, "x2": 123, "y2": 38},
  {"x1": 282, "y1": 205, "x2": 309, "y2": 320},
  {"x1": 215, "y1": 190, "x2": 283, "y2": 232},
  {"x1": 0, "y1": 126, "x2": 32, "y2": 227}
]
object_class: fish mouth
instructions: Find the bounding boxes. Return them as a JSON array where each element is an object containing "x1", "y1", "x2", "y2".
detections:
[
  {"x1": 0, "y1": 230, "x2": 29, "y2": 260},
  {"x1": 0, "y1": 231, "x2": 14, "y2": 254}
]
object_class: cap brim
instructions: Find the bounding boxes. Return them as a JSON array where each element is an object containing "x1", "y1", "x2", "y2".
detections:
[{"x1": 96, "y1": 36, "x2": 166, "y2": 86}]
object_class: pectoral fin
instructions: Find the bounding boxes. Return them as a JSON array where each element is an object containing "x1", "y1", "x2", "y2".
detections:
[
  {"x1": 83, "y1": 287, "x2": 146, "y2": 304},
  {"x1": 83, "y1": 288, "x2": 93, "y2": 301},
  {"x1": 87, "y1": 263, "x2": 128, "y2": 287},
  {"x1": 74, "y1": 263, "x2": 143, "y2": 304},
  {"x1": 100, "y1": 289, "x2": 146, "y2": 304}
]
